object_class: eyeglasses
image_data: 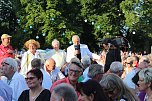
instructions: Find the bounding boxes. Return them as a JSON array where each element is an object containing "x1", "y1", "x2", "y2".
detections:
[
  {"x1": 69, "y1": 69, "x2": 82, "y2": 74},
  {"x1": 1, "y1": 62, "x2": 10, "y2": 66},
  {"x1": 25, "y1": 77, "x2": 36, "y2": 80}
]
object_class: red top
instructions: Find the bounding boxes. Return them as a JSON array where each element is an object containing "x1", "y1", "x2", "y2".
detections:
[
  {"x1": 50, "y1": 77, "x2": 80, "y2": 97},
  {"x1": 0, "y1": 44, "x2": 14, "y2": 65}
]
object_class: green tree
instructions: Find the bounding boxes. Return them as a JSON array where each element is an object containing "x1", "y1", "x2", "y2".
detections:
[
  {"x1": 18, "y1": 0, "x2": 124, "y2": 51},
  {"x1": 10, "y1": 0, "x2": 152, "y2": 52},
  {"x1": 120, "y1": 0, "x2": 152, "y2": 52},
  {"x1": 0, "y1": 0, "x2": 15, "y2": 34}
]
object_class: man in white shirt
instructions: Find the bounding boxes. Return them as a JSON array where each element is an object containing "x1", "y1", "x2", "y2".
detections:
[
  {"x1": 1, "y1": 57, "x2": 28, "y2": 101},
  {"x1": 66, "y1": 35, "x2": 100, "y2": 63},
  {"x1": 44, "y1": 58, "x2": 65, "y2": 84},
  {"x1": 45, "y1": 39, "x2": 67, "y2": 71}
]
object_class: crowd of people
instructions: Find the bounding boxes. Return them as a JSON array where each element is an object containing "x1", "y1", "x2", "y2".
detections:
[{"x1": 0, "y1": 33, "x2": 152, "y2": 101}]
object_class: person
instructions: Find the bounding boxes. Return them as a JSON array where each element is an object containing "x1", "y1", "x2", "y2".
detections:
[
  {"x1": 44, "y1": 58, "x2": 65, "y2": 84},
  {"x1": 121, "y1": 56, "x2": 134, "y2": 79},
  {"x1": 132, "y1": 56, "x2": 139, "y2": 68},
  {"x1": 77, "y1": 80, "x2": 109, "y2": 101},
  {"x1": 0, "y1": 34, "x2": 14, "y2": 65},
  {"x1": 108, "y1": 61, "x2": 124, "y2": 77},
  {"x1": 100, "y1": 73, "x2": 139, "y2": 101},
  {"x1": 131, "y1": 60, "x2": 150, "y2": 101},
  {"x1": 81, "y1": 55, "x2": 91, "y2": 82},
  {"x1": 18, "y1": 68, "x2": 51, "y2": 101},
  {"x1": 102, "y1": 38, "x2": 121, "y2": 72},
  {"x1": 15, "y1": 58, "x2": 21, "y2": 72},
  {"x1": 31, "y1": 58, "x2": 52, "y2": 90},
  {"x1": 50, "y1": 57, "x2": 83, "y2": 96},
  {"x1": 1, "y1": 57, "x2": 28, "y2": 101},
  {"x1": 45, "y1": 39, "x2": 67, "y2": 71},
  {"x1": 50, "y1": 83, "x2": 77, "y2": 101},
  {"x1": 132, "y1": 61, "x2": 150, "y2": 86},
  {"x1": 66, "y1": 35, "x2": 100, "y2": 63},
  {"x1": 82, "y1": 64, "x2": 104, "y2": 82},
  {"x1": 138, "y1": 68, "x2": 152, "y2": 101},
  {"x1": 98, "y1": 38, "x2": 111, "y2": 66},
  {"x1": 123, "y1": 56, "x2": 140, "y2": 92},
  {"x1": 0, "y1": 80, "x2": 12, "y2": 101},
  {"x1": 20, "y1": 39, "x2": 42, "y2": 77}
]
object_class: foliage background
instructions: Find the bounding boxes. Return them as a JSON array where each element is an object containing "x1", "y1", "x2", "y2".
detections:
[{"x1": 0, "y1": 0, "x2": 152, "y2": 53}]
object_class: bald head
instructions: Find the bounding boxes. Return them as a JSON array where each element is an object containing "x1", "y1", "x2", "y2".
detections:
[
  {"x1": 72, "y1": 35, "x2": 80, "y2": 45},
  {"x1": 45, "y1": 58, "x2": 56, "y2": 72}
]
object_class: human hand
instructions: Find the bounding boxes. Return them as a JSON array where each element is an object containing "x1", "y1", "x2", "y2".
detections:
[{"x1": 7, "y1": 49, "x2": 14, "y2": 54}]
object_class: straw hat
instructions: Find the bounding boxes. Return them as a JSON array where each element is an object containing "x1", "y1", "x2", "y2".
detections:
[{"x1": 24, "y1": 39, "x2": 40, "y2": 49}]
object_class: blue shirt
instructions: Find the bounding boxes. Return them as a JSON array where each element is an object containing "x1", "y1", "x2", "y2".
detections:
[{"x1": 0, "y1": 80, "x2": 12, "y2": 101}]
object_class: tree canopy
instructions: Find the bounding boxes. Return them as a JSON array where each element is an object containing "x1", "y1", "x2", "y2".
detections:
[{"x1": 0, "y1": 0, "x2": 152, "y2": 52}]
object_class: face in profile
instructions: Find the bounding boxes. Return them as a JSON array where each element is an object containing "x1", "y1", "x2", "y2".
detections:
[
  {"x1": 25, "y1": 73, "x2": 42, "y2": 89},
  {"x1": 137, "y1": 77, "x2": 150, "y2": 91},
  {"x1": 68, "y1": 64, "x2": 82, "y2": 82},
  {"x1": 102, "y1": 44, "x2": 109, "y2": 50},
  {"x1": 1, "y1": 61, "x2": 12, "y2": 77},
  {"x1": 45, "y1": 59, "x2": 56, "y2": 72}
]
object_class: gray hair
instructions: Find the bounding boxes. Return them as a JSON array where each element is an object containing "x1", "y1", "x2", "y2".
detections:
[
  {"x1": 88, "y1": 64, "x2": 104, "y2": 78},
  {"x1": 72, "y1": 35, "x2": 80, "y2": 42},
  {"x1": 3, "y1": 57, "x2": 18, "y2": 72},
  {"x1": 52, "y1": 83, "x2": 78, "y2": 101},
  {"x1": 52, "y1": 39, "x2": 59, "y2": 47},
  {"x1": 100, "y1": 73, "x2": 139, "y2": 101},
  {"x1": 139, "y1": 68, "x2": 152, "y2": 84},
  {"x1": 68, "y1": 57, "x2": 83, "y2": 71},
  {"x1": 81, "y1": 55, "x2": 91, "y2": 68},
  {"x1": 31, "y1": 58, "x2": 42, "y2": 69},
  {"x1": 109, "y1": 61, "x2": 123, "y2": 73}
]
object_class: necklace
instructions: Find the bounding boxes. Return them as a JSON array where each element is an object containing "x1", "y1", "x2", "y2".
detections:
[{"x1": 30, "y1": 88, "x2": 44, "y2": 101}]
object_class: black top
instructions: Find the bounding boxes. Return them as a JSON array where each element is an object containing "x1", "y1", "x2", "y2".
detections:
[
  {"x1": 18, "y1": 89, "x2": 51, "y2": 101},
  {"x1": 104, "y1": 48, "x2": 121, "y2": 72}
]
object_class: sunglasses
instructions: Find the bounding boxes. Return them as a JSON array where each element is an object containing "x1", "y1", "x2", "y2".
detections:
[
  {"x1": 25, "y1": 77, "x2": 36, "y2": 80},
  {"x1": 125, "y1": 62, "x2": 130, "y2": 64}
]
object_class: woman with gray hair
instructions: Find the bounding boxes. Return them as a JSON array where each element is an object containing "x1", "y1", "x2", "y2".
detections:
[
  {"x1": 138, "y1": 68, "x2": 152, "y2": 101},
  {"x1": 100, "y1": 73, "x2": 139, "y2": 101}
]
